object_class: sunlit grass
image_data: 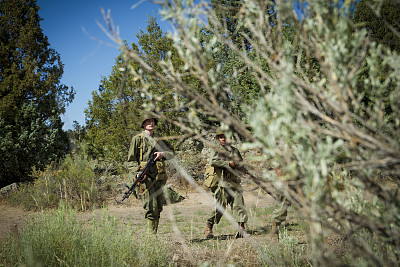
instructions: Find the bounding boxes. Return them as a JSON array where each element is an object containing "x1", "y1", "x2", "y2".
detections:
[{"x1": 0, "y1": 205, "x2": 169, "y2": 267}]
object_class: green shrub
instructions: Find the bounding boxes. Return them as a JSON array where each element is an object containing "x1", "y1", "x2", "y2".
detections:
[
  {"x1": 7, "y1": 155, "x2": 111, "y2": 211},
  {"x1": 7, "y1": 162, "x2": 60, "y2": 210},
  {"x1": 259, "y1": 228, "x2": 309, "y2": 267},
  {"x1": 56, "y1": 155, "x2": 98, "y2": 210},
  {"x1": 0, "y1": 205, "x2": 170, "y2": 267}
]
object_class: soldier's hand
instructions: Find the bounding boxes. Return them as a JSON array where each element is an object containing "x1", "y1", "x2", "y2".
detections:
[
  {"x1": 274, "y1": 168, "x2": 283, "y2": 177},
  {"x1": 136, "y1": 172, "x2": 147, "y2": 181},
  {"x1": 154, "y1": 152, "x2": 165, "y2": 161},
  {"x1": 229, "y1": 161, "x2": 236, "y2": 168}
]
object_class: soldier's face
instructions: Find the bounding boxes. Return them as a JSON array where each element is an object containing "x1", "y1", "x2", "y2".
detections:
[
  {"x1": 143, "y1": 119, "x2": 155, "y2": 131},
  {"x1": 217, "y1": 135, "x2": 227, "y2": 146}
]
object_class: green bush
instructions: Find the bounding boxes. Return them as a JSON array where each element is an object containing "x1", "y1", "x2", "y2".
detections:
[
  {"x1": 259, "y1": 228, "x2": 308, "y2": 267},
  {"x1": 7, "y1": 162, "x2": 60, "y2": 210},
  {"x1": 7, "y1": 155, "x2": 111, "y2": 211},
  {"x1": 0, "y1": 205, "x2": 170, "y2": 267}
]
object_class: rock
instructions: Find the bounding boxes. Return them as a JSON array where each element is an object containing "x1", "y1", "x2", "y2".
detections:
[{"x1": 0, "y1": 183, "x2": 17, "y2": 197}]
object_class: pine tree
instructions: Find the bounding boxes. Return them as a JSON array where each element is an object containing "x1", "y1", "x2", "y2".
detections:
[
  {"x1": 351, "y1": 0, "x2": 399, "y2": 120},
  {"x1": 0, "y1": 0, "x2": 75, "y2": 187},
  {"x1": 85, "y1": 50, "x2": 142, "y2": 164},
  {"x1": 85, "y1": 17, "x2": 186, "y2": 164},
  {"x1": 353, "y1": 0, "x2": 400, "y2": 53},
  {"x1": 206, "y1": 0, "x2": 277, "y2": 118}
]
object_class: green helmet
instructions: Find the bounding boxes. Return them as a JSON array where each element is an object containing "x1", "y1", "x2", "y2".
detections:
[
  {"x1": 215, "y1": 127, "x2": 225, "y2": 136},
  {"x1": 140, "y1": 112, "x2": 158, "y2": 128}
]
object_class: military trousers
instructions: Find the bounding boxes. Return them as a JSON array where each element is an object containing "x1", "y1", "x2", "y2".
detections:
[
  {"x1": 207, "y1": 186, "x2": 248, "y2": 225},
  {"x1": 140, "y1": 177, "x2": 165, "y2": 221},
  {"x1": 272, "y1": 195, "x2": 290, "y2": 225}
]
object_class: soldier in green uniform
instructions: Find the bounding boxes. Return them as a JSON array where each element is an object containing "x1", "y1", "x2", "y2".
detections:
[
  {"x1": 204, "y1": 127, "x2": 248, "y2": 239},
  {"x1": 127, "y1": 115, "x2": 174, "y2": 234},
  {"x1": 269, "y1": 167, "x2": 291, "y2": 239}
]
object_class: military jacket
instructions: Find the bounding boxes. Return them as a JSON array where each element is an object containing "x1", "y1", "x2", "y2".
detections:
[
  {"x1": 210, "y1": 144, "x2": 243, "y2": 188},
  {"x1": 127, "y1": 131, "x2": 174, "y2": 179}
]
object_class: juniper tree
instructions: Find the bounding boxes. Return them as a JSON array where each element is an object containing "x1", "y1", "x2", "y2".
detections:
[{"x1": 0, "y1": 0, "x2": 74, "y2": 187}]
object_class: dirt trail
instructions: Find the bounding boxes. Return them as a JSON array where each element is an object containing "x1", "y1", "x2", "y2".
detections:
[
  {"x1": 0, "y1": 184, "x2": 275, "y2": 243},
  {"x1": 0, "y1": 201, "x2": 39, "y2": 241}
]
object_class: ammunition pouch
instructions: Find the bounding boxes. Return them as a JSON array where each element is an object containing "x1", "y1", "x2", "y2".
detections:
[
  {"x1": 140, "y1": 158, "x2": 167, "y2": 182},
  {"x1": 203, "y1": 165, "x2": 222, "y2": 188},
  {"x1": 155, "y1": 160, "x2": 167, "y2": 181},
  {"x1": 140, "y1": 161, "x2": 156, "y2": 179}
]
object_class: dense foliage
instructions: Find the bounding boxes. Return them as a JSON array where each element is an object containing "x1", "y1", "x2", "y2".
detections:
[
  {"x1": 353, "y1": 0, "x2": 400, "y2": 53},
  {"x1": 0, "y1": 0, "x2": 74, "y2": 187},
  {"x1": 206, "y1": 0, "x2": 277, "y2": 118}
]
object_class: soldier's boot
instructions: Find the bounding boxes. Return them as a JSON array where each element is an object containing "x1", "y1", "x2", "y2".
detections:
[
  {"x1": 204, "y1": 222, "x2": 214, "y2": 238},
  {"x1": 147, "y1": 219, "x2": 158, "y2": 234},
  {"x1": 235, "y1": 222, "x2": 246, "y2": 239},
  {"x1": 268, "y1": 221, "x2": 280, "y2": 240},
  {"x1": 154, "y1": 219, "x2": 159, "y2": 233}
]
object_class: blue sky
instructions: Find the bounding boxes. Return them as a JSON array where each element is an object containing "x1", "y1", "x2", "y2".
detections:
[{"x1": 37, "y1": 0, "x2": 166, "y2": 130}]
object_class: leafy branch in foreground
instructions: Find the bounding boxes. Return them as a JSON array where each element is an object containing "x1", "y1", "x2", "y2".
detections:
[{"x1": 100, "y1": 0, "x2": 399, "y2": 265}]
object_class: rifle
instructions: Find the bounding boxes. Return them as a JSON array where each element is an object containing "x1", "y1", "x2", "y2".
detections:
[
  {"x1": 121, "y1": 153, "x2": 157, "y2": 201},
  {"x1": 236, "y1": 166, "x2": 276, "y2": 198}
]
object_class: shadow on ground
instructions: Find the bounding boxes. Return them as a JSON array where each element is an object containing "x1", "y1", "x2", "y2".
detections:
[{"x1": 190, "y1": 223, "x2": 300, "y2": 243}]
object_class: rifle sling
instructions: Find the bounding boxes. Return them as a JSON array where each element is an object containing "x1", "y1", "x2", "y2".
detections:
[
  {"x1": 137, "y1": 135, "x2": 158, "y2": 199},
  {"x1": 137, "y1": 179, "x2": 157, "y2": 200},
  {"x1": 140, "y1": 134, "x2": 144, "y2": 162}
]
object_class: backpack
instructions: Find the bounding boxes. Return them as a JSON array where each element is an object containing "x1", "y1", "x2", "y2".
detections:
[{"x1": 203, "y1": 164, "x2": 222, "y2": 188}]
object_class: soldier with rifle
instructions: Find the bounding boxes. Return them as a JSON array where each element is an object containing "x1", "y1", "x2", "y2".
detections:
[
  {"x1": 125, "y1": 113, "x2": 174, "y2": 234},
  {"x1": 204, "y1": 127, "x2": 248, "y2": 239},
  {"x1": 268, "y1": 167, "x2": 291, "y2": 240}
]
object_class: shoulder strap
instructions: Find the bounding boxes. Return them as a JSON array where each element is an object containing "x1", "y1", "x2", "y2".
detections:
[{"x1": 139, "y1": 133, "x2": 144, "y2": 162}]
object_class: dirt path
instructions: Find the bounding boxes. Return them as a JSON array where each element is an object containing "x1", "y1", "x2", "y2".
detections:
[
  {"x1": 0, "y1": 184, "x2": 275, "y2": 243},
  {"x1": 1, "y1": 185, "x2": 314, "y2": 266},
  {"x1": 0, "y1": 200, "x2": 39, "y2": 241},
  {"x1": 1, "y1": 182, "x2": 378, "y2": 265}
]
